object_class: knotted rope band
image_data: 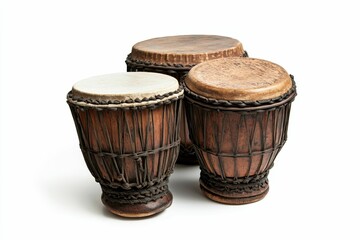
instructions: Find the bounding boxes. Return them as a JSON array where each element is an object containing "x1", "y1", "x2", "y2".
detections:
[
  {"x1": 200, "y1": 168, "x2": 270, "y2": 194},
  {"x1": 184, "y1": 76, "x2": 297, "y2": 112},
  {"x1": 67, "y1": 86, "x2": 184, "y2": 110},
  {"x1": 125, "y1": 51, "x2": 249, "y2": 71},
  {"x1": 101, "y1": 179, "x2": 169, "y2": 204}
]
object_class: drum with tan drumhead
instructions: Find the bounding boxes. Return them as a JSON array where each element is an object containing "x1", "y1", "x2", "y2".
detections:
[
  {"x1": 184, "y1": 57, "x2": 296, "y2": 204},
  {"x1": 126, "y1": 35, "x2": 248, "y2": 164},
  {"x1": 67, "y1": 72, "x2": 183, "y2": 217}
]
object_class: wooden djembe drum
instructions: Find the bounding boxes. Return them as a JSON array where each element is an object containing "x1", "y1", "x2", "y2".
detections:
[
  {"x1": 184, "y1": 58, "x2": 296, "y2": 204},
  {"x1": 126, "y1": 35, "x2": 248, "y2": 164},
  {"x1": 67, "y1": 72, "x2": 183, "y2": 217}
]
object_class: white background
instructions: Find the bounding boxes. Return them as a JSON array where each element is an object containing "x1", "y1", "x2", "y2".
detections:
[{"x1": 1, "y1": 0, "x2": 359, "y2": 239}]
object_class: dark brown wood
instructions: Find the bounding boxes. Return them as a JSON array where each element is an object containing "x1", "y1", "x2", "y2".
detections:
[
  {"x1": 184, "y1": 58, "x2": 296, "y2": 204},
  {"x1": 67, "y1": 87, "x2": 183, "y2": 217},
  {"x1": 102, "y1": 191, "x2": 173, "y2": 218},
  {"x1": 126, "y1": 35, "x2": 247, "y2": 165}
]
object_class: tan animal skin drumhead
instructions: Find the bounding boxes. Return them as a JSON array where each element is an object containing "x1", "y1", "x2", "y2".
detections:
[
  {"x1": 185, "y1": 57, "x2": 293, "y2": 101},
  {"x1": 129, "y1": 35, "x2": 245, "y2": 65}
]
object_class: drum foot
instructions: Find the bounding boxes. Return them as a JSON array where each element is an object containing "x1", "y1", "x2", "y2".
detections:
[
  {"x1": 199, "y1": 178, "x2": 269, "y2": 205},
  {"x1": 101, "y1": 191, "x2": 173, "y2": 218}
]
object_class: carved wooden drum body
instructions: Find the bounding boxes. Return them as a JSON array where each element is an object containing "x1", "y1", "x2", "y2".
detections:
[
  {"x1": 67, "y1": 72, "x2": 183, "y2": 217},
  {"x1": 184, "y1": 58, "x2": 296, "y2": 204},
  {"x1": 126, "y1": 35, "x2": 247, "y2": 164}
]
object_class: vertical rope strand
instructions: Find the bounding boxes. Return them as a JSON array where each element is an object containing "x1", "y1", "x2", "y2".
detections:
[
  {"x1": 218, "y1": 113, "x2": 227, "y2": 179},
  {"x1": 256, "y1": 111, "x2": 270, "y2": 174},
  {"x1": 244, "y1": 113, "x2": 257, "y2": 178},
  {"x1": 232, "y1": 113, "x2": 241, "y2": 179},
  {"x1": 264, "y1": 109, "x2": 278, "y2": 171},
  {"x1": 99, "y1": 111, "x2": 122, "y2": 182},
  {"x1": 130, "y1": 110, "x2": 141, "y2": 186},
  {"x1": 203, "y1": 109, "x2": 214, "y2": 172},
  {"x1": 255, "y1": 112, "x2": 266, "y2": 175},
  {"x1": 163, "y1": 104, "x2": 171, "y2": 175},
  {"x1": 157, "y1": 105, "x2": 165, "y2": 178},
  {"x1": 95, "y1": 110, "x2": 112, "y2": 183},
  {"x1": 150, "y1": 109, "x2": 156, "y2": 178},
  {"x1": 135, "y1": 109, "x2": 146, "y2": 184}
]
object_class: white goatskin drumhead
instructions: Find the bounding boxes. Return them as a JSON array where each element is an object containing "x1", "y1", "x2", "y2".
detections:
[{"x1": 72, "y1": 72, "x2": 179, "y2": 101}]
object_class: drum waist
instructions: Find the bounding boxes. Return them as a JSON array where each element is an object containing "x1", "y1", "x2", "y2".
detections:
[{"x1": 79, "y1": 139, "x2": 181, "y2": 159}]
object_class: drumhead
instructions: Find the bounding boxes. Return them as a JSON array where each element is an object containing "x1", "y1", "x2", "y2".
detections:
[
  {"x1": 71, "y1": 72, "x2": 181, "y2": 106},
  {"x1": 185, "y1": 57, "x2": 293, "y2": 101},
  {"x1": 129, "y1": 35, "x2": 245, "y2": 65}
]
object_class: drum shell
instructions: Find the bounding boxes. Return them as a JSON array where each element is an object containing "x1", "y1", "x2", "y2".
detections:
[
  {"x1": 184, "y1": 87, "x2": 296, "y2": 181},
  {"x1": 68, "y1": 97, "x2": 182, "y2": 191}
]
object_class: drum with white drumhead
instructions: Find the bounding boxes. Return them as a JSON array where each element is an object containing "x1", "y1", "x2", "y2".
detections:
[{"x1": 67, "y1": 72, "x2": 183, "y2": 217}]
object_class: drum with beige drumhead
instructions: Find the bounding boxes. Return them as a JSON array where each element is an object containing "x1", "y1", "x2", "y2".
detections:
[
  {"x1": 184, "y1": 57, "x2": 297, "y2": 204},
  {"x1": 126, "y1": 35, "x2": 248, "y2": 164},
  {"x1": 67, "y1": 72, "x2": 183, "y2": 217}
]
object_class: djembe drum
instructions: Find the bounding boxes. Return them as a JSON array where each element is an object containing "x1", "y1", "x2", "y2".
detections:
[
  {"x1": 184, "y1": 58, "x2": 296, "y2": 204},
  {"x1": 67, "y1": 72, "x2": 183, "y2": 217},
  {"x1": 126, "y1": 35, "x2": 248, "y2": 164}
]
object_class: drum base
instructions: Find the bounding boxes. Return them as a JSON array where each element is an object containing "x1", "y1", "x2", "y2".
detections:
[
  {"x1": 102, "y1": 191, "x2": 173, "y2": 218},
  {"x1": 199, "y1": 180, "x2": 269, "y2": 205}
]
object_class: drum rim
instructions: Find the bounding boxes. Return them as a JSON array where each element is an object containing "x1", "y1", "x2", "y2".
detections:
[
  {"x1": 67, "y1": 86, "x2": 184, "y2": 109},
  {"x1": 125, "y1": 51, "x2": 249, "y2": 70},
  {"x1": 127, "y1": 35, "x2": 246, "y2": 66},
  {"x1": 184, "y1": 76, "x2": 296, "y2": 112}
]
